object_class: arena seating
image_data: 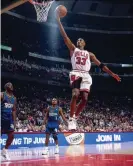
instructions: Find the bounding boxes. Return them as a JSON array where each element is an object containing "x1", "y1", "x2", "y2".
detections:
[
  {"x1": 5, "y1": 81, "x2": 133, "y2": 132},
  {"x1": 1, "y1": 55, "x2": 133, "y2": 132}
]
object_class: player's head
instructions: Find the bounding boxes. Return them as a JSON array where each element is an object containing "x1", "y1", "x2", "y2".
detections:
[
  {"x1": 4, "y1": 82, "x2": 13, "y2": 92},
  {"x1": 52, "y1": 98, "x2": 58, "y2": 106},
  {"x1": 77, "y1": 38, "x2": 86, "y2": 49}
]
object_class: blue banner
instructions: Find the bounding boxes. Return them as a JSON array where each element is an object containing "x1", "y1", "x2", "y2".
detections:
[{"x1": 1, "y1": 132, "x2": 133, "y2": 149}]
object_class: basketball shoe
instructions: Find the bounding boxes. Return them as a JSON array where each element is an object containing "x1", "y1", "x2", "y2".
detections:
[
  {"x1": 55, "y1": 145, "x2": 59, "y2": 154},
  {"x1": 1, "y1": 148, "x2": 10, "y2": 160},
  {"x1": 42, "y1": 147, "x2": 49, "y2": 155},
  {"x1": 68, "y1": 117, "x2": 77, "y2": 130}
]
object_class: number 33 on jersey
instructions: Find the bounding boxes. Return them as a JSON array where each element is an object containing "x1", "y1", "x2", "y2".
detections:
[{"x1": 71, "y1": 48, "x2": 91, "y2": 72}]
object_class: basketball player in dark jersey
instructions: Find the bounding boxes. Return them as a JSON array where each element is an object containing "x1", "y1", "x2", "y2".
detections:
[
  {"x1": 1, "y1": 82, "x2": 17, "y2": 160},
  {"x1": 42, "y1": 98, "x2": 67, "y2": 155}
]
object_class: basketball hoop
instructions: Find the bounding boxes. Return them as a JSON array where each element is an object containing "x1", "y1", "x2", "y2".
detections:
[{"x1": 29, "y1": 0, "x2": 54, "y2": 22}]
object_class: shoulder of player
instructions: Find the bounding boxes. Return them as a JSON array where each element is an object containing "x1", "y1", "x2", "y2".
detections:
[
  {"x1": 14, "y1": 96, "x2": 17, "y2": 102},
  {"x1": 1, "y1": 92, "x2": 4, "y2": 96},
  {"x1": 1, "y1": 92, "x2": 4, "y2": 99},
  {"x1": 72, "y1": 44, "x2": 76, "y2": 49},
  {"x1": 70, "y1": 46, "x2": 76, "y2": 56},
  {"x1": 44, "y1": 108, "x2": 49, "y2": 116},
  {"x1": 47, "y1": 106, "x2": 50, "y2": 111},
  {"x1": 88, "y1": 52, "x2": 96, "y2": 60},
  {"x1": 89, "y1": 51, "x2": 95, "y2": 56},
  {"x1": 59, "y1": 107, "x2": 62, "y2": 111},
  {"x1": 13, "y1": 95, "x2": 16, "y2": 99},
  {"x1": 70, "y1": 44, "x2": 76, "y2": 51}
]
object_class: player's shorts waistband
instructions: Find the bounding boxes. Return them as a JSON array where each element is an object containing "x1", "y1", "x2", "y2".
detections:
[{"x1": 72, "y1": 69, "x2": 89, "y2": 73}]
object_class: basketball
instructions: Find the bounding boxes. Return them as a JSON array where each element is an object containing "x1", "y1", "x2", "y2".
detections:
[{"x1": 55, "y1": 5, "x2": 67, "y2": 18}]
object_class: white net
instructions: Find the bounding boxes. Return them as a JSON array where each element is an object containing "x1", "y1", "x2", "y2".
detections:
[{"x1": 32, "y1": 0, "x2": 54, "y2": 22}]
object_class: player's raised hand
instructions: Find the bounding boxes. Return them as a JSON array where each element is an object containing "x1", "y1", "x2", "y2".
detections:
[{"x1": 112, "y1": 73, "x2": 121, "y2": 82}]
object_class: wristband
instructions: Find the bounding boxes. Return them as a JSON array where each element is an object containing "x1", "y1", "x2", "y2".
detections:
[{"x1": 99, "y1": 63, "x2": 105, "y2": 70}]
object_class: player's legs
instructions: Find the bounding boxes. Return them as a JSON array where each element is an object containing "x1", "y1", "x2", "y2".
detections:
[
  {"x1": 75, "y1": 91, "x2": 89, "y2": 117},
  {"x1": 43, "y1": 127, "x2": 59, "y2": 155},
  {"x1": 42, "y1": 126, "x2": 51, "y2": 155},
  {"x1": 68, "y1": 88, "x2": 80, "y2": 130},
  {"x1": 42, "y1": 133, "x2": 50, "y2": 155},
  {"x1": 1, "y1": 121, "x2": 14, "y2": 160},
  {"x1": 45, "y1": 133, "x2": 50, "y2": 146},
  {"x1": 1, "y1": 121, "x2": 14, "y2": 144},
  {"x1": 75, "y1": 73, "x2": 92, "y2": 118},
  {"x1": 70, "y1": 88, "x2": 80, "y2": 118},
  {"x1": 69, "y1": 73, "x2": 82, "y2": 130},
  {"x1": 5, "y1": 131, "x2": 14, "y2": 149},
  {"x1": 53, "y1": 134, "x2": 58, "y2": 145},
  {"x1": 52, "y1": 132, "x2": 59, "y2": 154},
  {"x1": 70, "y1": 77, "x2": 82, "y2": 118}
]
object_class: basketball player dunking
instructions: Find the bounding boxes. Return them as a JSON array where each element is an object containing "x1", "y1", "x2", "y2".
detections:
[
  {"x1": 1, "y1": 82, "x2": 17, "y2": 160},
  {"x1": 56, "y1": 14, "x2": 121, "y2": 130}
]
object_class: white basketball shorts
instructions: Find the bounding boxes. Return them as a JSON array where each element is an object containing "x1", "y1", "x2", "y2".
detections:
[{"x1": 69, "y1": 70, "x2": 92, "y2": 92}]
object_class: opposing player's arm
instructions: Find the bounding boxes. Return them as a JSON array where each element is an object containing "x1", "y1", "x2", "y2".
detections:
[
  {"x1": 59, "y1": 107, "x2": 68, "y2": 125},
  {"x1": 43, "y1": 107, "x2": 49, "y2": 125},
  {"x1": 56, "y1": 13, "x2": 75, "y2": 51},
  {"x1": 12, "y1": 97, "x2": 17, "y2": 128},
  {"x1": 90, "y1": 52, "x2": 121, "y2": 82}
]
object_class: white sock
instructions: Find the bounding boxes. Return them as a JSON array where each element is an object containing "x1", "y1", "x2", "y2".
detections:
[
  {"x1": 75, "y1": 116, "x2": 78, "y2": 120},
  {"x1": 69, "y1": 117, "x2": 73, "y2": 121},
  {"x1": 3, "y1": 148, "x2": 7, "y2": 152},
  {"x1": 56, "y1": 145, "x2": 59, "y2": 148},
  {"x1": 45, "y1": 146, "x2": 48, "y2": 150}
]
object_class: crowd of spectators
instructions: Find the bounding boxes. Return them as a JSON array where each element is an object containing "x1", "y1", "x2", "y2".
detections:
[
  {"x1": 1, "y1": 55, "x2": 133, "y2": 132},
  {"x1": 12, "y1": 85, "x2": 133, "y2": 132},
  {"x1": 2, "y1": 55, "x2": 112, "y2": 85},
  {"x1": 2, "y1": 55, "x2": 133, "y2": 83},
  {"x1": 1, "y1": 56, "x2": 69, "y2": 83}
]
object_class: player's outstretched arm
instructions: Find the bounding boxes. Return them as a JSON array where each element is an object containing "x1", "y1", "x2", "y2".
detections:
[
  {"x1": 90, "y1": 52, "x2": 121, "y2": 82},
  {"x1": 59, "y1": 108, "x2": 68, "y2": 125},
  {"x1": 56, "y1": 13, "x2": 75, "y2": 51},
  {"x1": 12, "y1": 97, "x2": 17, "y2": 129}
]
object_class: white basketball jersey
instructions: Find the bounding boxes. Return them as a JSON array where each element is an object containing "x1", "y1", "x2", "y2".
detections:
[{"x1": 71, "y1": 48, "x2": 91, "y2": 72}]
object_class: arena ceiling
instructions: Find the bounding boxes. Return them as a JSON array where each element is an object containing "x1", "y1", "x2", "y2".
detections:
[{"x1": 1, "y1": 0, "x2": 133, "y2": 20}]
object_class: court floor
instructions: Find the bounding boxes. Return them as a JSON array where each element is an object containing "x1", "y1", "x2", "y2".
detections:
[{"x1": 1, "y1": 142, "x2": 133, "y2": 166}]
